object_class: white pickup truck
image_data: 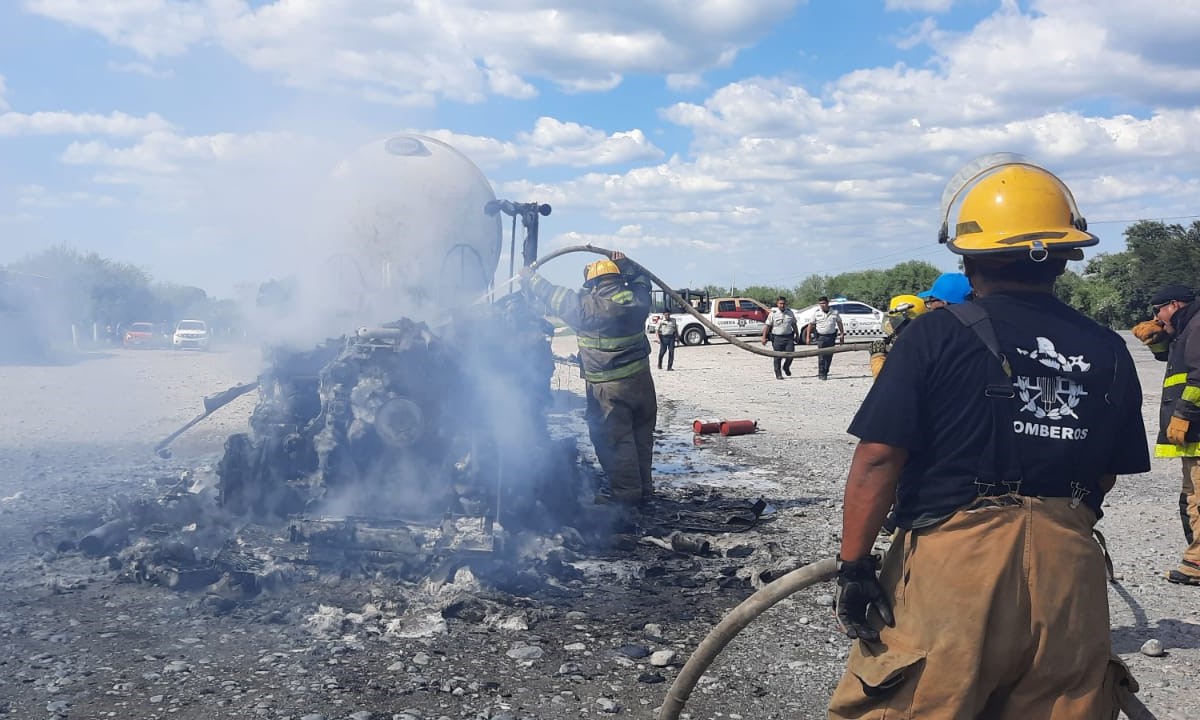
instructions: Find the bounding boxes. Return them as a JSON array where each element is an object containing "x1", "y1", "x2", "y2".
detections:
[{"x1": 643, "y1": 290, "x2": 771, "y2": 346}]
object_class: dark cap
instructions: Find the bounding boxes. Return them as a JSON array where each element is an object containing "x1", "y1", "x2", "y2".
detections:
[{"x1": 1150, "y1": 284, "x2": 1196, "y2": 306}]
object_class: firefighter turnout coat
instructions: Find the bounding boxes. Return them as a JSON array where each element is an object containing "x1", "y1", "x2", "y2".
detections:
[
  {"x1": 525, "y1": 264, "x2": 653, "y2": 383},
  {"x1": 1157, "y1": 301, "x2": 1200, "y2": 457}
]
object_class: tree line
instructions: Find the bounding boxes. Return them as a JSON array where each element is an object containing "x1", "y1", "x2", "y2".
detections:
[
  {"x1": 5, "y1": 220, "x2": 1197, "y2": 350},
  {"x1": 699, "y1": 220, "x2": 1200, "y2": 329},
  {"x1": 1, "y1": 244, "x2": 242, "y2": 337}
]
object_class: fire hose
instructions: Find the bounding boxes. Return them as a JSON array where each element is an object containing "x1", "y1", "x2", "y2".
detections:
[
  {"x1": 653, "y1": 557, "x2": 1154, "y2": 720},
  {"x1": 492, "y1": 244, "x2": 873, "y2": 360},
  {"x1": 656, "y1": 557, "x2": 836, "y2": 720}
]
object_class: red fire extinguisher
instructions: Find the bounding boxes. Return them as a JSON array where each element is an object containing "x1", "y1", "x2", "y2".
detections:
[{"x1": 719, "y1": 419, "x2": 757, "y2": 436}]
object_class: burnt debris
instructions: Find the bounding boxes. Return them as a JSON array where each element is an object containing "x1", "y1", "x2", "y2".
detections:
[
  {"x1": 47, "y1": 294, "x2": 777, "y2": 615},
  {"x1": 220, "y1": 295, "x2": 569, "y2": 530}
]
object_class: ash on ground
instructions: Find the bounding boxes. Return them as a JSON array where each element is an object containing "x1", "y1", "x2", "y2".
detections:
[{"x1": 34, "y1": 296, "x2": 784, "y2": 638}]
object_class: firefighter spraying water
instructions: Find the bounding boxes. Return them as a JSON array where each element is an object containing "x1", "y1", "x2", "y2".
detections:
[{"x1": 145, "y1": 140, "x2": 1158, "y2": 720}]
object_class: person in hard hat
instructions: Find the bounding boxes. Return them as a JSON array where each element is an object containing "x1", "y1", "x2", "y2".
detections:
[
  {"x1": 1134, "y1": 283, "x2": 1200, "y2": 586},
  {"x1": 828, "y1": 154, "x2": 1149, "y2": 718},
  {"x1": 868, "y1": 294, "x2": 927, "y2": 379},
  {"x1": 918, "y1": 271, "x2": 974, "y2": 309},
  {"x1": 520, "y1": 252, "x2": 657, "y2": 507}
]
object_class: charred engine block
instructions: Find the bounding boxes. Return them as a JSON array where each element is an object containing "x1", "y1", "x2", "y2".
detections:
[{"x1": 218, "y1": 295, "x2": 579, "y2": 532}]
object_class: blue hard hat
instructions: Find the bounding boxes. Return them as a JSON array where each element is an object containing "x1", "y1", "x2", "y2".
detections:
[{"x1": 917, "y1": 273, "x2": 973, "y2": 304}]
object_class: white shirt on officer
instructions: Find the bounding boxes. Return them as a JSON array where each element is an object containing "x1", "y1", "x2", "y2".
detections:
[
  {"x1": 767, "y1": 307, "x2": 798, "y2": 336},
  {"x1": 813, "y1": 307, "x2": 840, "y2": 335}
]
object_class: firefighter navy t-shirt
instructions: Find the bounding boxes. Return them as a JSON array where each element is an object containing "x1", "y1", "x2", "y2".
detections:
[{"x1": 849, "y1": 291, "x2": 1150, "y2": 529}]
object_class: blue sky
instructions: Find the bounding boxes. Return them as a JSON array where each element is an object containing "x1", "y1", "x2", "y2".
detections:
[{"x1": 3, "y1": 0, "x2": 1200, "y2": 302}]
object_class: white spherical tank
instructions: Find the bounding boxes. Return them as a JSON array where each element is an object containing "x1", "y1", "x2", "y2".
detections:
[{"x1": 320, "y1": 135, "x2": 502, "y2": 315}]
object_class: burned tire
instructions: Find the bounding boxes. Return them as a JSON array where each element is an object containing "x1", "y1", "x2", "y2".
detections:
[{"x1": 681, "y1": 325, "x2": 706, "y2": 346}]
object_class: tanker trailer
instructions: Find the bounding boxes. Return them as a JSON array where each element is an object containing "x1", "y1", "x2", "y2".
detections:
[{"x1": 282, "y1": 134, "x2": 504, "y2": 340}]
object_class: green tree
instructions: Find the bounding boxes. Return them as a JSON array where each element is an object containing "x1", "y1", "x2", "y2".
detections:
[
  {"x1": 4, "y1": 244, "x2": 246, "y2": 336},
  {"x1": 1070, "y1": 220, "x2": 1200, "y2": 327}
]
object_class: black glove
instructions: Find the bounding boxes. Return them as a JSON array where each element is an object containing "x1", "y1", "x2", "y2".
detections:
[
  {"x1": 868, "y1": 340, "x2": 888, "y2": 356},
  {"x1": 835, "y1": 554, "x2": 894, "y2": 642}
]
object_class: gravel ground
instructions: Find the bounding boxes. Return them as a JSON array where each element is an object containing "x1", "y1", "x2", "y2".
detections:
[{"x1": 0, "y1": 332, "x2": 1195, "y2": 719}]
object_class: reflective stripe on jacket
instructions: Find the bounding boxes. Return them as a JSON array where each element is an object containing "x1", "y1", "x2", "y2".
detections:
[
  {"x1": 527, "y1": 271, "x2": 651, "y2": 383},
  {"x1": 1156, "y1": 301, "x2": 1200, "y2": 457}
]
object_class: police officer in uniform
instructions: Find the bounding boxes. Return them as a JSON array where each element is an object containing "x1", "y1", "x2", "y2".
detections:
[
  {"x1": 761, "y1": 296, "x2": 800, "y2": 379},
  {"x1": 828, "y1": 154, "x2": 1149, "y2": 718},
  {"x1": 809, "y1": 296, "x2": 844, "y2": 380},
  {"x1": 520, "y1": 252, "x2": 657, "y2": 507}
]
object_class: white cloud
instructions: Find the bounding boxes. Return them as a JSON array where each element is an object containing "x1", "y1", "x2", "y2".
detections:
[
  {"x1": 0, "y1": 110, "x2": 172, "y2": 137},
  {"x1": 24, "y1": 0, "x2": 209, "y2": 59},
  {"x1": 25, "y1": 0, "x2": 800, "y2": 101},
  {"x1": 484, "y1": 65, "x2": 537, "y2": 100},
  {"x1": 0, "y1": 73, "x2": 7, "y2": 111},
  {"x1": 885, "y1": 0, "x2": 955, "y2": 11},
  {"x1": 107, "y1": 61, "x2": 174, "y2": 79},
  {"x1": 518, "y1": 118, "x2": 664, "y2": 167},
  {"x1": 59, "y1": 129, "x2": 305, "y2": 174},
  {"x1": 1034, "y1": 0, "x2": 1200, "y2": 70},
  {"x1": 554, "y1": 226, "x2": 720, "y2": 253},
  {"x1": 918, "y1": 5, "x2": 1200, "y2": 111},
  {"x1": 17, "y1": 184, "x2": 118, "y2": 208},
  {"x1": 417, "y1": 130, "x2": 520, "y2": 168},
  {"x1": 0, "y1": 211, "x2": 36, "y2": 225},
  {"x1": 422, "y1": 119, "x2": 665, "y2": 169},
  {"x1": 666, "y1": 73, "x2": 705, "y2": 91}
]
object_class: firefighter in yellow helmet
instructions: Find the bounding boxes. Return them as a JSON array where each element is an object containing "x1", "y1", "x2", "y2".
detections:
[
  {"x1": 828, "y1": 154, "x2": 1149, "y2": 718},
  {"x1": 520, "y1": 252, "x2": 657, "y2": 508},
  {"x1": 868, "y1": 294, "x2": 926, "y2": 379}
]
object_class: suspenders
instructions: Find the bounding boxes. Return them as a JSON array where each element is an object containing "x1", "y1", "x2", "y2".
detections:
[{"x1": 947, "y1": 303, "x2": 1023, "y2": 496}]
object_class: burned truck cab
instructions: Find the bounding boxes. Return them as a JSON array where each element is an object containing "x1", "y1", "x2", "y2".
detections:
[{"x1": 215, "y1": 135, "x2": 577, "y2": 548}]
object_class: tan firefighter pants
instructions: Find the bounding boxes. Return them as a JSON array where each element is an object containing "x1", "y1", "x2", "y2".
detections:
[
  {"x1": 828, "y1": 495, "x2": 1135, "y2": 720},
  {"x1": 1179, "y1": 458, "x2": 1200, "y2": 577},
  {"x1": 585, "y1": 370, "x2": 657, "y2": 504}
]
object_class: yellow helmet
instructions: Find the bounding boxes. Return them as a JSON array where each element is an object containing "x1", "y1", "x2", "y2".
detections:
[
  {"x1": 887, "y1": 294, "x2": 926, "y2": 318},
  {"x1": 938, "y1": 154, "x2": 1097, "y2": 260},
  {"x1": 583, "y1": 258, "x2": 621, "y2": 286}
]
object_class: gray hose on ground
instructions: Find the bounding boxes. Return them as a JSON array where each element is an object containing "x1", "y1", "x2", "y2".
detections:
[
  {"x1": 653, "y1": 555, "x2": 1156, "y2": 720},
  {"x1": 531, "y1": 245, "x2": 872, "y2": 360},
  {"x1": 656, "y1": 557, "x2": 838, "y2": 720}
]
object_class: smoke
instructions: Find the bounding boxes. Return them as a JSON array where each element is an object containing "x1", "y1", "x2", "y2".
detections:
[
  {"x1": 0, "y1": 269, "x2": 82, "y2": 365},
  {"x1": 245, "y1": 134, "x2": 504, "y2": 353}
]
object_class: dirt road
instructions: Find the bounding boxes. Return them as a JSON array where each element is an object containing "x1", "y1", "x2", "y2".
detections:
[{"x1": 0, "y1": 335, "x2": 1195, "y2": 719}]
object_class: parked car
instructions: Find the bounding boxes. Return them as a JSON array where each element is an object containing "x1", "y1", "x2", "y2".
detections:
[
  {"x1": 173, "y1": 319, "x2": 210, "y2": 350},
  {"x1": 644, "y1": 289, "x2": 771, "y2": 346},
  {"x1": 794, "y1": 298, "x2": 886, "y2": 342},
  {"x1": 123, "y1": 322, "x2": 162, "y2": 348}
]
